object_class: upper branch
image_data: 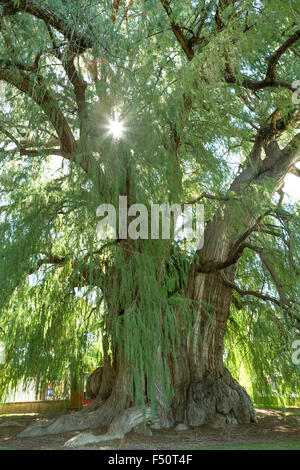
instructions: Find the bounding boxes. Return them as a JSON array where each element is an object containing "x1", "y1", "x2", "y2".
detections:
[
  {"x1": 243, "y1": 243, "x2": 289, "y2": 306},
  {"x1": 0, "y1": 62, "x2": 76, "y2": 156},
  {"x1": 225, "y1": 30, "x2": 300, "y2": 92},
  {"x1": 1, "y1": 0, "x2": 92, "y2": 52},
  {"x1": 220, "y1": 270, "x2": 281, "y2": 306},
  {"x1": 160, "y1": 0, "x2": 194, "y2": 60},
  {"x1": 265, "y1": 30, "x2": 300, "y2": 83},
  {"x1": 290, "y1": 165, "x2": 300, "y2": 177},
  {"x1": 258, "y1": 132, "x2": 300, "y2": 184},
  {"x1": 45, "y1": 24, "x2": 87, "y2": 115},
  {"x1": 161, "y1": 0, "x2": 299, "y2": 93},
  {"x1": 215, "y1": 0, "x2": 238, "y2": 32}
]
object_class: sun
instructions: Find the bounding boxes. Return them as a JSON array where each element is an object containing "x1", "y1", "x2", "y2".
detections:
[{"x1": 107, "y1": 116, "x2": 125, "y2": 140}]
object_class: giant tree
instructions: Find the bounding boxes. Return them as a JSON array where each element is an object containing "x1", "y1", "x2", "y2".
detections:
[{"x1": 0, "y1": 0, "x2": 299, "y2": 441}]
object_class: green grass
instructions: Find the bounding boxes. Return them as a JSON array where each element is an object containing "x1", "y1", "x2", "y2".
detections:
[
  {"x1": 193, "y1": 441, "x2": 300, "y2": 450},
  {"x1": 0, "y1": 447, "x2": 13, "y2": 450}
]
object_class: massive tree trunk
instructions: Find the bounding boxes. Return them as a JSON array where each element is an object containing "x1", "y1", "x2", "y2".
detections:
[
  {"x1": 173, "y1": 211, "x2": 258, "y2": 426},
  {"x1": 90, "y1": 178, "x2": 261, "y2": 430},
  {"x1": 169, "y1": 267, "x2": 256, "y2": 427},
  {"x1": 94, "y1": 224, "x2": 257, "y2": 429}
]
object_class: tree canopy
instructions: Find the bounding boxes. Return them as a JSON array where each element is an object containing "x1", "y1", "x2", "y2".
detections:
[{"x1": 0, "y1": 0, "x2": 299, "y2": 409}]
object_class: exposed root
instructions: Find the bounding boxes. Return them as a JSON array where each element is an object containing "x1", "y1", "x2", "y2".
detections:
[
  {"x1": 63, "y1": 407, "x2": 152, "y2": 448},
  {"x1": 18, "y1": 408, "x2": 103, "y2": 438},
  {"x1": 18, "y1": 367, "x2": 256, "y2": 440},
  {"x1": 0, "y1": 420, "x2": 23, "y2": 427},
  {"x1": 18, "y1": 367, "x2": 121, "y2": 438}
]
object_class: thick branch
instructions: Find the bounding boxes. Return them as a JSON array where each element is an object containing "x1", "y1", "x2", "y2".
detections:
[
  {"x1": 1, "y1": 0, "x2": 92, "y2": 52},
  {"x1": 46, "y1": 25, "x2": 87, "y2": 115},
  {"x1": 215, "y1": 0, "x2": 237, "y2": 32},
  {"x1": 184, "y1": 192, "x2": 234, "y2": 207},
  {"x1": 160, "y1": 0, "x2": 194, "y2": 60},
  {"x1": 161, "y1": 0, "x2": 299, "y2": 93},
  {"x1": 289, "y1": 165, "x2": 300, "y2": 177},
  {"x1": 243, "y1": 243, "x2": 289, "y2": 306},
  {"x1": 220, "y1": 270, "x2": 281, "y2": 306},
  {"x1": 266, "y1": 30, "x2": 300, "y2": 83},
  {"x1": 225, "y1": 30, "x2": 300, "y2": 91},
  {"x1": 256, "y1": 132, "x2": 300, "y2": 185},
  {"x1": 224, "y1": 74, "x2": 295, "y2": 92},
  {"x1": 0, "y1": 124, "x2": 64, "y2": 157},
  {"x1": 30, "y1": 254, "x2": 104, "y2": 289},
  {"x1": 0, "y1": 63, "x2": 76, "y2": 156}
]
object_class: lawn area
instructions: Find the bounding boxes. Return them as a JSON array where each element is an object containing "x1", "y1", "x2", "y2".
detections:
[
  {"x1": 196, "y1": 441, "x2": 300, "y2": 450},
  {"x1": 0, "y1": 408, "x2": 299, "y2": 450}
]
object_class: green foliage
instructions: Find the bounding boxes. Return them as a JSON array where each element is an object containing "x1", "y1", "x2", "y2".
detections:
[
  {"x1": 0, "y1": 0, "x2": 299, "y2": 408},
  {"x1": 225, "y1": 206, "x2": 300, "y2": 405}
]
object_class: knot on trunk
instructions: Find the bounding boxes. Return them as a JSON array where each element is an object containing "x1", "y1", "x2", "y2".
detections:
[{"x1": 86, "y1": 366, "x2": 115, "y2": 400}]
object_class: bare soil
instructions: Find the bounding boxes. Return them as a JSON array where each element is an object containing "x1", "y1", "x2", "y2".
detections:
[{"x1": 0, "y1": 408, "x2": 299, "y2": 450}]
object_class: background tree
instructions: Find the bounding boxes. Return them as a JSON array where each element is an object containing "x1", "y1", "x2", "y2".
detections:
[{"x1": 0, "y1": 0, "x2": 299, "y2": 439}]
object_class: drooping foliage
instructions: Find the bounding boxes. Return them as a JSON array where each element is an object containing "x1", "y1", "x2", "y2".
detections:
[{"x1": 0, "y1": 0, "x2": 299, "y2": 406}]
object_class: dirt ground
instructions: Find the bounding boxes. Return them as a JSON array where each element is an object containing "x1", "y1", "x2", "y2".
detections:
[{"x1": 0, "y1": 408, "x2": 299, "y2": 450}]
